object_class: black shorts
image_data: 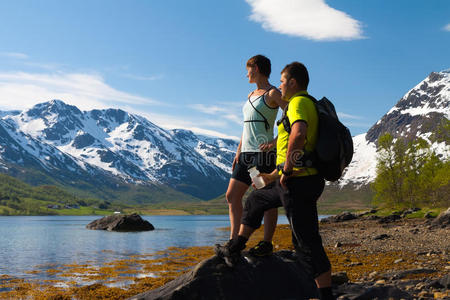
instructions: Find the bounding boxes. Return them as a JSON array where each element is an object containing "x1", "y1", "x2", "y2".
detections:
[{"x1": 231, "y1": 151, "x2": 276, "y2": 186}]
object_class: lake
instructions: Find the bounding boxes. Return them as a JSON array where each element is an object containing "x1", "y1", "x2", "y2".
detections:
[{"x1": 0, "y1": 215, "x2": 293, "y2": 281}]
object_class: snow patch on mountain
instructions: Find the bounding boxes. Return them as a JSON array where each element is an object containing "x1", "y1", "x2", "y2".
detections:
[
  {"x1": 339, "y1": 134, "x2": 377, "y2": 187},
  {"x1": 387, "y1": 70, "x2": 449, "y2": 118}
]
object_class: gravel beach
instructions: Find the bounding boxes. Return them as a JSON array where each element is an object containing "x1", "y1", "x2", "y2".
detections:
[{"x1": 317, "y1": 213, "x2": 450, "y2": 299}]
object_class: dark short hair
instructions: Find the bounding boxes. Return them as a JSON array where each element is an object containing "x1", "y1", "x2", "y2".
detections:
[
  {"x1": 247, "y1": 55, "x2": 271, "y2": 78},
  {"x1": 281, "y1": 62, "x2": 309, "y2": 90}
]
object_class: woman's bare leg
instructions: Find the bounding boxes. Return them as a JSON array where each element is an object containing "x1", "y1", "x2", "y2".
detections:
[{"x1": 225, "y1": 178, "x2": 249, "y2": 240}]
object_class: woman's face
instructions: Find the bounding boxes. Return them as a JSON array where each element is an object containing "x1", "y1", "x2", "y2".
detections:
[{"x1": 246, "y1": 66, "x2": 257, "y2": 83}]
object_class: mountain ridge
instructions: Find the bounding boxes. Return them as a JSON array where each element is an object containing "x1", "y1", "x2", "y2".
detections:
[{"x1": 0, "y1": 101, "x2": 238, "y2": 200}]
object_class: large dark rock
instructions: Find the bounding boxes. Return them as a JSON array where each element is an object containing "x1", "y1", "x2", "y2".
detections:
[
  {"x1": 430, "y1": 207, "x2": 450, "y2": 228},
  {"x1": 389, "y1": 268, "x2": 436, "y2": 280},
  {"x1": 86, "y1": 213, "x2": 154, "y2": 231},
  {"x1": 378, "y1": 214, "x2": 401, "y2": 224},
  {"x1": 128, "y1": 251, "x2": 318, "y2": 300},
  {"x1": 321, "y1": 211, "x2": 357, "y2": 223},
  {"x1": 334, "y1": 284, "x2": 413, "y2": 300},
  {"x1": 439, "y1": 273, "x2": 450, "y2": 288}
]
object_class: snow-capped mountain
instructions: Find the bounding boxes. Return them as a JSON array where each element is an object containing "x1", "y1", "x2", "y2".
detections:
[
  {"x1": 0, "y1": 100, "x2": 238, "y2": 200},
  {"x1": 340, "y1": 69, "x2": 450, "y2": 187}
]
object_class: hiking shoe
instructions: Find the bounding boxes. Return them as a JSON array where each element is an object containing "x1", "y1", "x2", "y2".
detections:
[
  {"x1": 214, "y1": 239, "x2": 232, "y2": 255},
  {"x1": 248, "y1": 240, "x2": 273, "y2": 257},
  {"x1": 214, "y1": 239, "x2": 246, "y2": 268},
  {"x1": 214, "y1": 239, "x2": 244, "y2": 258}
]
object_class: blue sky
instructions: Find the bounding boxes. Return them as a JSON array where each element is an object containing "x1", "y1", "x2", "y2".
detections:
[{"x1": 0, "y1": 0, "x2": 449, "y2": 139}]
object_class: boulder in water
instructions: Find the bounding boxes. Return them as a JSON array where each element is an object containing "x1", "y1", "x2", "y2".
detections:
[{"x1": 86, "y1": 213, "x2": 154, "y2": 232}]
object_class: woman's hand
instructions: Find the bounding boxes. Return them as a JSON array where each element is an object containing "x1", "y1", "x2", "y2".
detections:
[
  {"x1": 232, "y1": 155, "x2": 239, "y2": 172},
  {"x1": 259, "y1": 139, "x2": 276, "y2": 152}
]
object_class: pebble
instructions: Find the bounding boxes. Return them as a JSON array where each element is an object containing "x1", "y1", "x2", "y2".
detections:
[
  {"x1": 368, "y1": 271, "x2": 378, "y2": 278},
  {"x1": 375, "y1": 279, "x2": 386, "y2": 285},
  {"x1": 416, "y1": 282, "x2": 427, "y2": 289},
  {"x1": 394, "y1": 258, "x2": 403, "y2": 264},
  {"x1": 374, "y1": 233, "x2": 390, "y2": 240},
  {"x1": 346, "y1": 262, "x2": 363, "y2": 267},
  {"x1": 417, "y1": 290, "x2": 431, "y2": 298},
  {"x1": 335, "y1": 242, "x2": 342, "y2": 248},
  {"x1": 434, "y1": 291, "x2": 449, "y2": 299}
]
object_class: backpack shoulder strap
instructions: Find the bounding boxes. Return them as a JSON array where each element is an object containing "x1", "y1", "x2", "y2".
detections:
[{"x1": 300, "y1": 94, "x2": 318, "y2": 104}]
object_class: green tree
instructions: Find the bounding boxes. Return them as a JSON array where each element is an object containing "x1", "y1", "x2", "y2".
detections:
[
  {"x1": 372, "y1": 133, "x2": 407, "y2": 207},
  {"x1": 429, "y1": 160, "x2": 450, "y2": 207},
  {"x1": 402, "y1": 138, "x2": 429, "y2": 208},
  {"x1": 373, "y1": 132, "x2": 449, "y2": 209}
]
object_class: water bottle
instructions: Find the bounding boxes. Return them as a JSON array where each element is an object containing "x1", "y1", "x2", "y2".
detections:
[{"x1": 248, "y1": 166, "x2": 265, "y2": 189}]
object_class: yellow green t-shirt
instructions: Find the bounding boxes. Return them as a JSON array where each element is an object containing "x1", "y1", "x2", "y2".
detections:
[{"x1": 276, "y1": 91, "x2": 319, "y2": 177}]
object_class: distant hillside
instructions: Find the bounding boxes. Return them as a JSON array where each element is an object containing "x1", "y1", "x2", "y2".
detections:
[
  {"x1": 0, "y1": 173, "x2": 117, "y2": 215},
  {"x1": 208, "y1": 184, "x2": 374, "y2": 215},
  {"x1": 2, "y1": 164, "x2": 200, "y2": 205}
]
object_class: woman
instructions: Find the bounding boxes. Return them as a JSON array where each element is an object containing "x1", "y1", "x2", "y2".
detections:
[{"x1": 220, "y1": 55, "x2": 285, "y2": 256}]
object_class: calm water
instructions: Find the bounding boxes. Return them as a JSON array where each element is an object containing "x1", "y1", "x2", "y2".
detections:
[{"x1": 0, "y1": 215, "x2": 291, "y2": 279}]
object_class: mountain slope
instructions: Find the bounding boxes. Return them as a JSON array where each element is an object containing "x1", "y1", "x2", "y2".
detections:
[{"x1": 0, "y1": 101, "x2": 238, "y2": 200}]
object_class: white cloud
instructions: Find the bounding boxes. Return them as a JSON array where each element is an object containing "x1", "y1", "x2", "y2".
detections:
[
  {"x1": 183, "y1": 127, "x2": 240, "y2": 140},
  {"x1": 0, "y1": 52, "x2": 29, "y2": 59},
  {"x1": 245, "y1": 0, "x2": 364, "y2": 41},
  {"x1": 189, "y1": 103, "x2": 243, "y2": 125},
  {"x1": 343, "y1": 121, "x2": 373, "y2": 128},
  {"x1": 444, "y1": 24, "x2": 450, "y2": 32},
  {"x1": 338, "y1": 112, "x2": 363, "y2": 120},
  {"x1": 0, "y1": 70, "x2": 242, "y2": 140},
  {"x1": 124, "y1": 109, "x2": 240, "y2": 140},
  {"x1": 122, "y1": 73, "x2": 165, "y2": 81},
  {"x1": 0, "y1": 71, "x2": 161, "y2": 111}
]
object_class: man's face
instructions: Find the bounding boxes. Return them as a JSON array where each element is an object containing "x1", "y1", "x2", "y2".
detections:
[{"x1": 279, "y1": 72, "x2": 291, "y2": 101}]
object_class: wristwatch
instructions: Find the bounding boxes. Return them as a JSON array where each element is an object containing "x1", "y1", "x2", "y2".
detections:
[{"x1": 281, "y1": 169, "x2": 293, "y2": 176}]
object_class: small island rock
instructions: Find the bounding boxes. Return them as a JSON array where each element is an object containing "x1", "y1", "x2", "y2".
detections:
[{"x1": 86, "y1": 213, "x2": 154, "y2": 232}]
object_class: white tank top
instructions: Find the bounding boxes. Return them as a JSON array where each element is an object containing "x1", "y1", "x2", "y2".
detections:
[{"x1": 241, "y1": 90, "x2": 278, "y2": 152}]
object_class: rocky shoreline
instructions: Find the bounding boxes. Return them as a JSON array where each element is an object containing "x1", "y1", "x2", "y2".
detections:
[
  {"x1": 0, "y1": 210, "x2": 448, "y2": 299},
  {"x1": 319, "y1": 210, "x2": 450, "y2": 299}
]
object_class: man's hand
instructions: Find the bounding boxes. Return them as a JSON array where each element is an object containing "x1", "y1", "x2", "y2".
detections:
[
  {"x1": 251, "y1": 171, "x2": 278, "y2": 188},
  {"x1": 280, "y1": 174, "x2": 290, "y2": 190}
]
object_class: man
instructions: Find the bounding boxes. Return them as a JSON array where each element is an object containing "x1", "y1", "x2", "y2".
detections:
[{"x1": 215, "y1": 62, "x2": 334, "y2": 300}]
